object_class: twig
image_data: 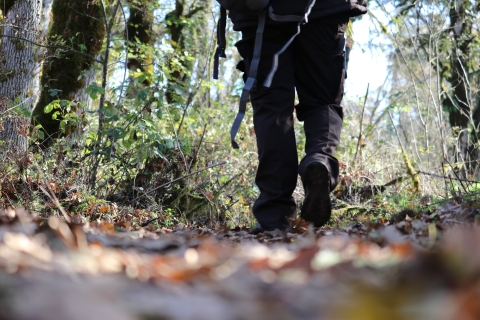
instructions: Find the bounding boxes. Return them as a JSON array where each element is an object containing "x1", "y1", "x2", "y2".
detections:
[
  {"x1": 31, "y1": 153, "x2": 72, "y2": 223},
  {"x1": 176, "y1": 27, "x2": 216, "y2": 135},
  {"x1": 189, "y1": 124, "x2": 208, "y2": 173},
  {"x1": 389, "y1": 111, "x2": 421, "y2": 192},
  {"x1": 0, "y1": 190, "x2": 14, "y2": 207},
  {"x1": 429, "y1": 191, "x2": 480, "y2": 206},
  {"x1": 0, "y1": 98, "x2": 29, "y2": 115},
  {"x1": 383, "y1": 176, "x2": 405, "y2": 187},
  {"x1": 66, "y1": 4, "x2": 102, "y2": 21},
  {"x1": 441, "y1": 160, "x2": 449, "y2": 199},
  {"x1": 38, "y1": 186, "x2": 71, "y2": 223},
  {"x1": 132, "y1": 161, "x2": 226, "y2": 202},
  {"x1": 90, "y1": 0, "x2": 121, "y2": 189},
  {"x1": 0, "y1": 34, "x2": 103, "y2": 64},
  {"x1": 388, "y1": 111, "x2": 405, "y2": 150},
  {"x1": 353, "y1": 83, "x2": 369, "y2": 166},
  {"x1": 116, "y1": 2, "x2": 129, "y2": 107},
  {"x1": 141, "y1": 216, "x2": 161, "y2": 227},
  {"x1": 444, "y1": 158, "x2": 468, "y2": 194},
  {"x1": 416, "y1": 170, "x2": 480, "y2": 183}
]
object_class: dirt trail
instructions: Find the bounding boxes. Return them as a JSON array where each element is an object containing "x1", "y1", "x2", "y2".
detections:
[{"x1": 1, "y1": 202, "x2": 480, "y2": 320}]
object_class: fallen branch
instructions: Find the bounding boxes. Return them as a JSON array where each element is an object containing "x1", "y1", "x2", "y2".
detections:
[
  {"x1": 428, "y1": 191, "x2": 480, "y2": 207},
  {"x1": 416, "y1": 171, "x2": 480, "y2": 183},
  {"x1": 336, "y1": 176, "x2": 405, "y2": 202}
]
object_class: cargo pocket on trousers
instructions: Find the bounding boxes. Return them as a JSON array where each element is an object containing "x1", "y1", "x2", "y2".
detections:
[{"x1": 334, "y1": 51, "x2": 346, "y2": 106}]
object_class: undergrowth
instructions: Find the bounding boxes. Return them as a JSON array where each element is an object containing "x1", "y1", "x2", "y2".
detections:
[{"x1": 2, "y1": 97, "x2": 478, "y2": 232}]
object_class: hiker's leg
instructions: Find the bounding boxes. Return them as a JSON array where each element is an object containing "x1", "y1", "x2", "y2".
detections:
[
  {"x1": 236, "y1": 23, "x2": 298, "y2": 230},
  {"x1": 294, "y1": 17, "x2": 349, "y2": 191}
]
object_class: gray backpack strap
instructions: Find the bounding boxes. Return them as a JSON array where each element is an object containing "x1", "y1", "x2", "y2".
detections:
[
  {"x1": 213, "y1": 6, "x2": 227, "y2": 80},
  {"x1": 230, "y1": 9, "x2": 267, "y2": 149},
  {"x1": 229, "y1": 0, "x2": 319, "y2": 149},
  {"x1": 264, "y1": 0, "x2": 317, "y2": 88}
]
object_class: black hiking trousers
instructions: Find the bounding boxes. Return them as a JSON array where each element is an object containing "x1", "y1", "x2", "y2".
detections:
[{"x1": 235, "y1": 16, "x2": 348, "y2": 231}]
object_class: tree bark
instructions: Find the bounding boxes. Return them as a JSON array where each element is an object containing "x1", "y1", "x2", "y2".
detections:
[
  {"x1": 127, "y1": 0, "x2": 153, "y2": 87},
  {"x1": 0, "y1": 0, "x2": 53, "y2": 154},
  {"x1": 32, "y1": 0, "x2": 105, "y2": 139},
  {"x1": 443, "y1": 0, "x2": 477, "y2": 170}
]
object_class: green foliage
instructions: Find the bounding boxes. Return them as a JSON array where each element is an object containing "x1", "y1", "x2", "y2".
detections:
[
  {"x1": 12, "y1": 0, "x2": 461, "y2": 230},
  {"x1": 0, "y1": 0, "x2": 471, "y2": 235},
  {"x1": 43, "y1": 99, "x2": 82, "y2": 134},
  {"x1": 85, "y1": 83, "x2": 105, "y2": 100}
]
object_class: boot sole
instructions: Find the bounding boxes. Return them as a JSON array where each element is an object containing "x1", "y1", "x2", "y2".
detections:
[{"x1": 301, "y1": 162, "x2": 331, "y2": 228}]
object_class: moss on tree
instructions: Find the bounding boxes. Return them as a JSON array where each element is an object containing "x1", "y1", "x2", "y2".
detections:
[
  {"x1": 10, "y1": 38, "x2": 26, "y2": 51},
  {"x1": 0, "y1": 68, "x2": 13, "y2": 82},
  {"x1": 401, "y1": 147, "x2": 421, "y2": 193},
  {"x1": 33, "y1": 0, "x2": 106, "y2": 137},
  {"x1": 0, "y1": 50, "x2": 6, "y2": 64}
]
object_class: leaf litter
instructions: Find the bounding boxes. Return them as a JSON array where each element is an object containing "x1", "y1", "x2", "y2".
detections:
[{"x1": 0, "y1": 200, "x2": 480, "y2": 320}]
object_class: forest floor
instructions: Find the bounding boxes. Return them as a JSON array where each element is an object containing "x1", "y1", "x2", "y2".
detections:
[{"x1": 1, "y1": 200, "x2": 480, "y2": 320}]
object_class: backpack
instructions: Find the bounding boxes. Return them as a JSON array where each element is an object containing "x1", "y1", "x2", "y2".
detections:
[
  {"x1": 213, "y1": 0, "x2": 270, "y2": 81},
  {"x1": 214, "y1": 0, "x2": 317, "y2": 149},
  {"x1": 217, "y1": 0, "x2": 269, "y2": 13}
]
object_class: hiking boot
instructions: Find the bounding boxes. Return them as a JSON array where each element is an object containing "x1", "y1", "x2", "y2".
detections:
[
  {"x1": 249, "y1": 223, "x2": 289, "y2": 234},
  {"x1": 249, "y1": 223, "x2": 265, "y2": 235},
  {"x1": 301, "y1": 161, "x2": 331, "y2": 227}
]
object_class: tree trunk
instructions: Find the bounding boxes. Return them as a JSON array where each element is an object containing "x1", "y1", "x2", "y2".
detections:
[
  {"x1": 127, "y1": 0, "x2": 154, "y2": 87},
  {"x1": 32, "y1": 0, "x2": 105, "y2": 139},
  {"x1": 0, "y1": 0, "x2": 53, "y2": 154},
  {"x1": 164, "y1": 0, "x2": 210, "y2": 104},
  {"x1": 442, "y1": 0, "x2": 477, "y2": 173}
]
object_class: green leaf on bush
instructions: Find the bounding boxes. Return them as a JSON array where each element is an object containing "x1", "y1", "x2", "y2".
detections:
[
  {"x1": 85, "y1": 83, "x2": 105, "y2": 100},
  {"x1": 44, "y1": 103, "x2": 55, "y2": 114}
]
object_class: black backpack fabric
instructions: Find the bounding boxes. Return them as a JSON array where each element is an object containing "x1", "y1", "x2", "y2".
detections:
[
  {"x1": 214, "y1": 0, "x2": 316, "y2": 149},
  {"x1": 213, "y1": 0, "x2": 366, "y2": 148},
  {"x1": 217, "y1": 0, "x2": 269, "y2": 13},
  {"x1": 213, "y1": 0, "x2": 269, "y2": 80}
]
